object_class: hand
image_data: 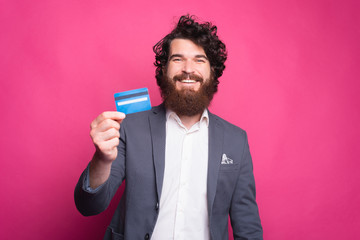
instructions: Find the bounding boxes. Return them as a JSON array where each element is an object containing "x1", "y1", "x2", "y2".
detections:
[{"x1": 90, "y1": 111, "x2": 126, "y2": 163}]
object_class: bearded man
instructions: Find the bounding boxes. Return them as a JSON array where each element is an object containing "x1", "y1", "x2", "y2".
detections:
[{"x1": 75, "y1": 15, "x2": 263, "y2": 240}]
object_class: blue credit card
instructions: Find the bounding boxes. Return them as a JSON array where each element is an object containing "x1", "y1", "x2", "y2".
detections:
[{"x1": 114, "y1": 88, "x2": 151, "y2": 114}]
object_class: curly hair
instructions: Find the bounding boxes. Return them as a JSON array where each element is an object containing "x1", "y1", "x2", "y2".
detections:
[{"x1": 153, "y1": 15, "x2": 227, "y2": 93}]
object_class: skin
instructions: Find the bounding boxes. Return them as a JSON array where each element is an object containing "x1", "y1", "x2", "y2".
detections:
[
  {"x1": 89, "y1": 39, "x2": 212, "y2": 188},
  {"x1": 89, "y1": 111, "x2": 125, "y2": 188}
]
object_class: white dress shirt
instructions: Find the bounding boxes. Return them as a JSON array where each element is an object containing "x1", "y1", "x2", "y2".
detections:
[{"x1": 151, "y1": 109, "x2": 210, "y2": 240}]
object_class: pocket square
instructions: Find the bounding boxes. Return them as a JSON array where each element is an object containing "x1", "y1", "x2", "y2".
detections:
[{"x1": 221, "y1": 153, "x2": 233, "y2": 164}]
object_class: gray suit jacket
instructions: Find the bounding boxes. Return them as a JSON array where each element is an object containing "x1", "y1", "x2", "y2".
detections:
[{"x1": 75, "y1": 104, "x2": 263, "y2": 240}]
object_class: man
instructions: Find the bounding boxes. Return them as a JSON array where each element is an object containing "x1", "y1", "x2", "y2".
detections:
[{"x1": 75, "y1": 15, "x2": 263, "y2": 240}]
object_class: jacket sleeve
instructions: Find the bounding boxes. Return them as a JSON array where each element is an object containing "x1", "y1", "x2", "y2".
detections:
[
  {"x1": 74, "y1": 123, "x2": 126, "y2": 216},
  {"x1": 230, "y1": 133, "x2": 263, "y2": 240}
]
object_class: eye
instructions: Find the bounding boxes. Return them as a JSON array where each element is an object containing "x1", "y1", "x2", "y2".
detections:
[
  {"x1": 196, "y1": 58, "x2": 206, "y2": 63},
  {"x1": 172, "y1": 58, "x2": 182, "y2": 62}
]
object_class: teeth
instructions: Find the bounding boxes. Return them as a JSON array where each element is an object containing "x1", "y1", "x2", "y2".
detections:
[{"x1": 180, "y1": 80, "x2": 196, "y2": 83}]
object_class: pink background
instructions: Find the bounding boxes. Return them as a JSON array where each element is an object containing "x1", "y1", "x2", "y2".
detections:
[{"x1": 1, "y1": 0, "x2": 359, "y2": 239}]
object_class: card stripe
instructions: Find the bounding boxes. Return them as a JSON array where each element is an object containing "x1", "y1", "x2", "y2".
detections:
[{"x1": 117, "y1": 97, "x2": 148, "y2": 106}]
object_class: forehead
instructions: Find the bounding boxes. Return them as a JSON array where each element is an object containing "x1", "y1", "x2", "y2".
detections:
[{"x1": 169, "y1": 38, "x2": 206, "y2": 56}]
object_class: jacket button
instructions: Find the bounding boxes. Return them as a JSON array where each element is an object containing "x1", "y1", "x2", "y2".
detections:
[
  {"x1": 155, "y1": 202, "x2": 159, "y2": 210},
  {"x1": 145, "y1": 233, "x2": 150, "y2": 240}
]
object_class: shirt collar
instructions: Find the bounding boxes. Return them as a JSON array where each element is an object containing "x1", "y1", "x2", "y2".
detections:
[{"x1": 166, "y1": 108, "x2": 209, "y2": 127}]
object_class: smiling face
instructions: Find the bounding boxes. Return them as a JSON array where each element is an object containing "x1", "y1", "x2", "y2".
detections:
[
  {"x1": 160, "y1": 38, "x2": 217, "y2": 117},
  {"x1": 164, "y1": 38, "x2": 211, "y2": 92}
]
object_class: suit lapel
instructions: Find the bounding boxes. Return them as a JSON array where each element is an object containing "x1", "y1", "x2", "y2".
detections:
[
  {"x1": 148, "y1": 105, "x2": 167, "y2": 201},
  {"x1": 207, "y1": 111, "x2": 224, "y2": 217}
]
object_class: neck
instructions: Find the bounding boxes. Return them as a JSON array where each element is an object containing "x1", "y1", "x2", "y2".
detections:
[{"x1": 178, "y1": 113, "x2": 201, "y2": 130}]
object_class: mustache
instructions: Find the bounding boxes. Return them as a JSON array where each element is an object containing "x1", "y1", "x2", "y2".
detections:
[{"x1": 173, "y1": 73, "x2": 204, "y2": 83}]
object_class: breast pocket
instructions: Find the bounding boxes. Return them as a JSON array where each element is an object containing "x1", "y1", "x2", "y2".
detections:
[{"x1": 219, "y1": 163, "x2": 240, "y2": 172}]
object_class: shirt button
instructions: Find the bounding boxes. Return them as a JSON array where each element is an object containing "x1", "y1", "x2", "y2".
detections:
[{"x1": 145, "y1": 233, "x2": 150, "y2": 240}]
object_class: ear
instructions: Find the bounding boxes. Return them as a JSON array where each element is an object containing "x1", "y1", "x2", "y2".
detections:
[{"x1": 162, "y1": 66, "x2": 167, "y2": 74}]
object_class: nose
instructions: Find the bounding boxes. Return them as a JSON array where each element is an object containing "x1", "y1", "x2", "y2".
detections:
[{"x1": 182, "y1": 60, "x2": 195, "y2": 74}]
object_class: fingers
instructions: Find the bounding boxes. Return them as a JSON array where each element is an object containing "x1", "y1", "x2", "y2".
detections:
[
  {"x1": 90, "y1": 111, "x2": 125, "y2": 162},
  {"x1": 91, "y1": 127, "x2": 120, "y2": 143},
  {"x1": 95, "y1": 118, "x2": 121, "y2": 132},
  {"x1": 95, "y1": 137, "x2": 120, "y2": 157},
  {"x1": 91, "y1": 111, "x2": 126, "y2": 129}
]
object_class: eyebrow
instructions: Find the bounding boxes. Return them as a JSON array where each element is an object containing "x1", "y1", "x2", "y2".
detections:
[
  {"x1": 169, "y1": 54, "x2": 208, "y2": 60},
  {"x1": 169, "y1": 54, "x2": 183, "y2": 60},
  {"x1": 195, "y1": 54, "x2": 208, "y2": 60}
]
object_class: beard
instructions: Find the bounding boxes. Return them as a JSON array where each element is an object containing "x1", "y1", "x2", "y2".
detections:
[{"x1": 160, "y1": 72, "x2": 217, "y2": 116}]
